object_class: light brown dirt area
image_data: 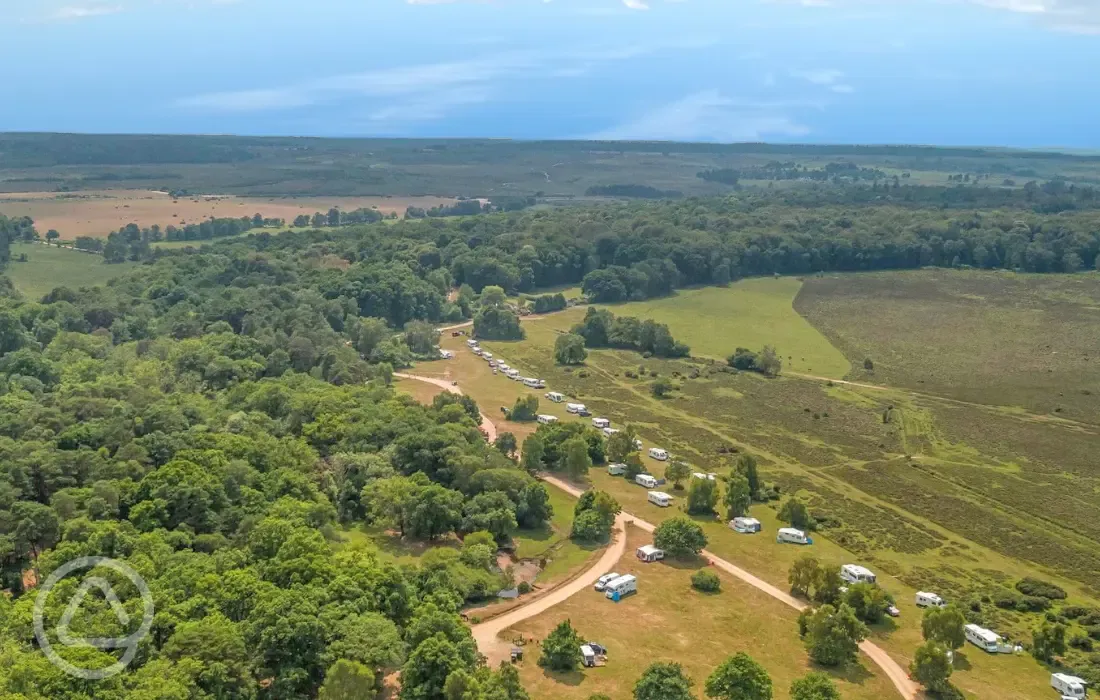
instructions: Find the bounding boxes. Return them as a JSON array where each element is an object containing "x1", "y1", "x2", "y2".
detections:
[{"x1": 0, "y1": 190, "x2": 459, "y2": 238}]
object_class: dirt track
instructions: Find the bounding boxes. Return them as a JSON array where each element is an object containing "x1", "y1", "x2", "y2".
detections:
[{"x1": 395, "y1": 371, "x2": 919, "y2": 699}]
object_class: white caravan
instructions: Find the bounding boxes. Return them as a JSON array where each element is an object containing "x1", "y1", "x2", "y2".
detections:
[
  {"x1": 648, "y1": 447, "x2": 669, "y2": 461},
  {"x1": 636, "y1": 545, "x2": 665, "y2": 562},
  {"x1": 607, "y1": 463, "x2": 626, "y2": 476},
  {"x1": 482, "y1": 352, "x2": 493, "y2": 361},
  {"x1": 840, "y1": 564, "x2": 877, "y2": 585},
  {"x1": 466, "y1": 339, "x2": 479, "y2": 348},
  {"x1": 730, "y1": 517, "x2": 761, "y2": 533},
  {"x1": 915, "y1": 591, "x2": 946, "y2": 608},
  {"x1": 1051, "y1": 673, "x2": 1087, "y2": 699},
  {"x1": 566, "y1": 402, "x2": 587, "y2": 414},
  {"x1": 522, "y1": 377, "x2": 543, "y2": 388},
  {"x1": 635, "y1": 474, "x2": 659, "y2": 488},
  {"x1": 776, "y1": 527, "x2": 813, "y2": 545},
  {"x1": 592, "y1": 418, "x2": 611, "y2": 429},
  {"x1": 536, "y1": 414, "x2": 558, "y2": 425},
  {"x1": 506, "y1": 369, "x2": 521, "y2": 379},
  {"x1": 545, "y1": 392, "x2": 564, "y2": 403},
  {"x1": 692, "y1": 472, "x2": 716, "y2": 481},
  {"x1": 602, "y1": 427, "x2": 620, "y2": 437},
  {"x1": 647, "y1": 491, "x2": 672, "y2": 507},
  {"x1": 604, "y1": 574, "x2": 638, "y2": 598},
  {"x1": 964, "y1": 624, "x2": 1001, "y2": 653}
]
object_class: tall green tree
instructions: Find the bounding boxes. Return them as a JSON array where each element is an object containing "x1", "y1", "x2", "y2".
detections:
[
  {"x1": 554, "y1": 333, "x2": 588, "y2": 365},
  {"x1": 910, "y1": 641, "x2": 953, "y2": 695},
  {"x1": 704, "y1": 652, "x2": 772, "y2": 700},
  {"x1": 723, "y1": 472, "x2": 751, "y2": 519},
  {"x1": 801, "y1": 604, "x2": 868, "y2": 667},
  {"x1": 921, "y1": 606, "x2": 966, "y2": 651},
  {"x1": 539, "y1": 620, "x2": 583, "y2": 672},
  {"x1": 789, "y1": 673, "x2": 840, "y2": 700},
  {"x1": 634, "y1": 662, "x2": 696, "y2": 700},
  {"x1": 653, "y1": 517, "x2": 707, "y2": 558}
]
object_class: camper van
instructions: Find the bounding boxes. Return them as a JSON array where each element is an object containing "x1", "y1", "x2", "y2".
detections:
[
  {"x1": 636, "y1": 545, "x2": 665, "y2": 563},
  {"x1": 965, "y1": 624, "x2": 1001, "y2": 653},
  {"x1": 915, "y1": 592, "x2": 946, "y2": 609},
  {"x1": 692, "y1": 472, "x2": 716, "y2": 481},
  {"x1": 840, "y1": 565, "x2": 877, "y2": 585},
  {"x1": 594, "y1": 572, "x2": 620, "y2": 592},
  {"x1": 1051, "y1": 673, "x2": 1088, "y2": 699},
  {"x1": 648, "y1": 447, "x2": 669, "y2": 461},
  {"x1": 592, "y1": 418, "x2": 611, "y2": 429},
  {"x1": 506, "y1": 369, "x2": 521, "y2": 379},
  {"x1": 566, "y1": 402, "x2": 587, "y2": 414},
  {"x1": 635, "y1": 474, "x2": 659, "y2": 489},
  {"x1": 607, "y1": 463, "x2": 626, "y2": 476},
  {"x1": 776, "y1": 527, "x2": 813, "y2": 545},
  {"x1": 730, "y1": 517, "x2": 761, "y2": 533},
  {"x1": 439, "y1": 349, "x2": 455, "y2": 359},
  {"x1": 466, "y1": 339, "x2": 478, "y2": 348},
  {"x1": 536, "y1": 414, "x2": 558, "y2": 425},
  {"x1": 647, "y1": 491, "x2": 672, "y2": 507},
  {"x1": 604, "y1": 574, "x2": 638, "y2": 598},
  {"x1": 522, "y1": 377, "x2": 545, "y2": 389},
  {"x1": 602, "y1": 427, "x2": 620, "y2": 437},
  {"x1": 473, "y1": 348, "x2": 483, "y2": 356},
  {"x1": 545, "y1": 392, "x2": 564, "y2": 403},
  {"x1": 482, "y1": 352, "x2": 493, "y2": 361},
  {"x1": 497, "y1": 363, "x2": 510, "y2": 372}
]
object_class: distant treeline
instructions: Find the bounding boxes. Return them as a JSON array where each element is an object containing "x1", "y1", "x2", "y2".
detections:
[
  {"x1": 293, "y1": 207, "x2": 391, "y2": 228},
  {"x1": 572, "y1": 307, "x2": 690, "y2": 358},
  {"x1": 586, "y1": 184, "x2": 683, "y2": 199},
  {"x1": 698, "y1": 161, "x2": 888, "y2": 185},
  {"x1": 82, "y1": 216, "x2": 280, "y2": 261}
]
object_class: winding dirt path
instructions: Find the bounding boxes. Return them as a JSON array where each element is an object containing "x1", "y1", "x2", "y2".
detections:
[{"x1": 396, "y1": 372, "x2": 919, "y2": 699}]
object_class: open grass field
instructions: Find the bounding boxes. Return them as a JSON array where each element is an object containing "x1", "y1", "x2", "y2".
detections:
[
  {"x1": 795, "y1": 269, "x2": 1100, "y2": 417},
  {"x1": 434, "y1": 272, "x2": 1097, "y2": 699},
  {"x1": 4, "y1": 242, "x2": 134, "y2": 299},
  {"x1": 0, "y1": 190, "x2": 458, "y2": 239},
  {"x1": 505, "y1": 527, "x2": 900, "y2": 700},
  {"x1": 597, "y1": 279, "x2": 852, "y2": 376}
]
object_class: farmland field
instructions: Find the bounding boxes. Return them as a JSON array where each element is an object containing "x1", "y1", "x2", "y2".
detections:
[
  {"x1": 0, "y1": 190, "x2": 459, "y2": 239},
  {"x1": 4, "y1": 242, "x2": 134, "y2": 299},
  {"x1": 434, "y1": 270, "x2": 1100, "y2": 700}
]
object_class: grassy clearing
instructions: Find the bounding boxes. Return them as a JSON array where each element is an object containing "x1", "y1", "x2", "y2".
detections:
[
  {"x1": 597, "y1": 278, "x2": 852, "y2": 377},
  {"x1": 795, "y1": 269, "x2": 1100, "y2": 418},
  {"x1": 434, "y1": 275, "x2": 1090, "y2": 700},
  {"x1": 505, "y1": 527, "x2": 898, "y2": 700},
  {"x1": 5, "y1": 243, "x2": 134, "y2": 299}
]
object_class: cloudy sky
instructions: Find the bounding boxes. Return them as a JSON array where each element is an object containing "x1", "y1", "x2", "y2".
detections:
[{"x1": 2, "y1": 0, "x2": 1098, "y2": 147}]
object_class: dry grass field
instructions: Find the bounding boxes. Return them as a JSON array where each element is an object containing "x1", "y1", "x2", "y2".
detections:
[{"x1": 0, "y1": 190, "x2": 459, "y2": 239}]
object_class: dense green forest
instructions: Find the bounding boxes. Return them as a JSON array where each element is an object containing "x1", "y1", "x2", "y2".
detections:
[{"x1": 1, "y1": 178, "x2": 1100, "y2": 698}]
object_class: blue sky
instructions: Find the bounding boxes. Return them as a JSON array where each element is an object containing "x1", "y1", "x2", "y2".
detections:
[{"x1": 2, "y1": 0, "x2": 1099, "y2": 147}]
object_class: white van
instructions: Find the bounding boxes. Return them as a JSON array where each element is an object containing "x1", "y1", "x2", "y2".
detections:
[
  {"x1": 482, "y1": 352, "x2": 493, "y2": 361},
  {"x1": 466, "y1": 339, "x2": 478, "y2": 348},
  {"x1": 498, "y1": 363, "x2": 510, "y2": 371},
  {"x1": 965, "y1": 624, "x2": 1001, "y2": 653},
  {"x1": 915, "y1": 591, "x2": 946, "y2": 608},
  {"x1": 603, "y1": 427, "x2": 620, "y2": 437},
  {"x1": 1051, "y1": 673, "x2": 1087, "y2": 699},
  {"x1": 607, "y1": 463, "x2": 626, "y2": 476},
  {"x1": 604, "y1": 574, "x2": 637, "y2": 598},
  {"x1": 594, "y1": 572, "x2": 620, "y2": 592},
  {"x1": 776, "y1": 527, "x2": 813, "y2": 545},
  {"x1": 506, "y1": 369, "x2": 521, "y2": 379},
  {"x1": 592, "y1": 418, "x2": 610, "y2": 429},
  {"x1": 840, "y1": 564, "x2": 877, "y2": 585},
  {"x1": 648, "y1": 447, "x2": 669, "y2": 461},
  {"x1": 536, "y1": 414, "x2": 558, "y2": 425},
  {"x1": 545, "y1": 392, "x2": 564, "y2": 403},
  {"x1": 522, "y1": 377, "x2": 544, "y2": 389},
  {"x1": 473, "y1": 348, "x2": 483, "y2": 356},
  {"x1": 647, "y1": 491, "x2": 672, "y2": 507},
  {"x1": 566, "y1": 402, "x2": 586, "y2": 414},
  {"x1": 635, "y1": 474, "x2": 659, "y2": 489}
]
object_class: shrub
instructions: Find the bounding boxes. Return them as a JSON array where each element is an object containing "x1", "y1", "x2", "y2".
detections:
[
  {"x1": 518, "y1": 581, "x2": 532, "y2": 594},
  {"x1": 692, "y1": 570, "x2": 721, "y2": 593},
  {"x1": 1017, "y1": 595, "x2": 1052, "y2": 613},
  {"x1": 1069, "y1": 633, "x2": 1094, "y2": 651},
  {"x1": 1016, "y1": 577, "x2": 1067, "y2": 600},
  {"x1": 1062, "y1": 606, "x2": 1093, "y2": 619}
]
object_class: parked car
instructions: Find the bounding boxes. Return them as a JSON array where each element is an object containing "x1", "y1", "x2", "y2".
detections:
[
  {"x1": 594, "y1": 572, "x2": 620, "y2": 592},
  {"x1": 886, "y1": 605, "x2": 901, "y2": 618}
]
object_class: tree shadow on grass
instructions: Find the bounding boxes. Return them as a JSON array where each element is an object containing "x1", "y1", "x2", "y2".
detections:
[
  {"x1": 815, "y1": 660, "x2": 875, "y2": 686},
  {"x1": 541, "y1": 667, "x2": 586, "y2": 687},
  {"x1": 951, "y1": 651, "x2": 972, "y2": 671},
  {"x1": 661, "y1": 554, "x2": 709, "y2": 571}
]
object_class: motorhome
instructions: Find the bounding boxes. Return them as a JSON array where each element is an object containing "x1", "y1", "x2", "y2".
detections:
[
  {"x1": 692, "y1": 472, "x2": 716, "y2": 481},
  {"x1": 522, "y1": 377, "x2": 543, "y2": 388},
  {"x1": 466, "y1": 339, "x2": 478, "y2": 348},
  {"x1": 482, "y1": 352, "x2": 493, "y2": 361},
  {"x1": 607, "y1": 463, "x2": 626, "y2": 476},
  {"x1": 536, "y1": 414, "x2": 558, "y2": 425},
  {"x1": 603, "y1": 427, "x2": 620, "y2": 437},
  {"x1": 776, "y1": 527, "x2": 813, "y2": 545},
  {"x1": 604, "y1": 574, "x2": 638, "y2": 598},
  {"x1": 545, "y1": 392, "x2": 565, "y2": 403},
  {"x1": 566, "y1": 402, "x2": 587, "y2": 414},
  {"x1": 498, "y1": 363, "x2": 510, "y2": 371},
  {"x1": 965, "y1": 624, "x2": 1002, "y2": 653},
  {"x1": 592, "y1": 418, "x2": 611, "y2": 429},
  {"x1": 473, "y1": 348, "x2": 483, "y2": 356},
  {"x1": 1051, "y1": 673, "x2": 1088, "y2": 699},
  {"x1": 635, "y1": 474, "x2": 659, "y2": 489},
  {"x1": 636, "y1": 545, "x2": 665, "y2": 563},
  {"x1": 730, "y1": 517, "x2": 761, "y2": 533},
  {"x1": 915, "y1": 592, "x2": 946, "y2": 608},
  {"x1": 594, "y1": 572, "x2": 620, "y2": 592},
  {"x1": 647, "y1": 491, "x2": 672, "y2": 507},
  {"x1": 648, "y1": 447, "x2": 669, "y2": 461},
  {"x1": 840, "y1": 565, "x2": 877, "y2": 585},
  {"x1": 506, "y1": 369, "x2": 521, "y2": 379}
]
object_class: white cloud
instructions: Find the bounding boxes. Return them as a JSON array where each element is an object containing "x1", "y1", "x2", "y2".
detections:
[
  {"x1": 791, "y1": 68, "x2": 855, "y2": 94},
  {"x1": 44, "y1": 4, "x2": 122, "y2": 20},
  {"x1": 590, "y1": 90, "x2": 812, "y2": 142},
  {"x1": 622, "y1": 0, "x2": 650, "y2": 8}
]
